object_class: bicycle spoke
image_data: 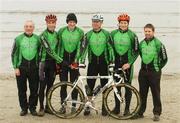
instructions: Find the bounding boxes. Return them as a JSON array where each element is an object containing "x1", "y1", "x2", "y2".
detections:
[
  {"x1": 47, "y1": 82, "x2": 85, "y2": 118},
  {"x1": 104, "y1": 83, "x2": 141, "y2": 120}
]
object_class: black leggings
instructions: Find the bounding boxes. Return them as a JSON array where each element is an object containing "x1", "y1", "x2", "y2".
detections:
[
  {"x1": 59, "y1": 50, "x2": 79, "y2": 107},
  {"x1": 113, "y1": 67, "x2": 133, "y2": 110},
  {"x1": 114, "y1": 52, "x2": 133, "y2": 110},
  {"x1": 38, "y1": 60, "x2": 56, "y2": 109},
  {"x1": 60, "y1": 65, "x2": 79, "y2": 107},
  {"x1": 87, "y1": 54, "x2": 108, "y2": 96}
]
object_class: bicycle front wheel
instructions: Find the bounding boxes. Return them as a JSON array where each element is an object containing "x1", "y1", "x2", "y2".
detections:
[
  {"x1": 103, "y1": 83, "x2": 141, "y2": 120},
  {"x1": 47, "y1": 82, "x2": 85, "y2": 119}
]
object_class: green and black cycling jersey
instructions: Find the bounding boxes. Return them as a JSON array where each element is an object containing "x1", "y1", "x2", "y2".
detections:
[
  {"x1": 80, "y1": 29, "x2": 114, "y2": 64},
  {"x1": 110, "y1": 29, "x2": 139, "y2": 65},
  {"x1": 139, "y1": 37, "x2": 168, "y2": 72},
  {"x1": 39, "y1": 29, "x2": 62, "y2": 63},
  {"x1": 11, "y1": 33, "x2": 40, "y2": 69},
  {"x1": 58, "y1": 26, "x2": 84, "y2": 63}
]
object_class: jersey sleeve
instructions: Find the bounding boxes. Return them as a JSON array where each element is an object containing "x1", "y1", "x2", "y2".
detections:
[
  {"x1": 79, "y1": 33, "x2": 89, "y2": 64},
  {"x1": 40, "y1": 35, "x2": 63, "y2": 64},
  {"x1": 11, "y1": 38, "x2": 20, "y2": 69},
  {"x1": 159, "y1": 43, "x2": 168, "y2": 69},
  {"x1": 75, "y1": 29, "x2": 84, "y2": 63},
  {"x1": 129, "y1": 32, "x2": 139, "y2": 65}
]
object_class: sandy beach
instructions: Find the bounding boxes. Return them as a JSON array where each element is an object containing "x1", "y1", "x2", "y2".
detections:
[{"x1": 0, "y1": 73, "x2": 180, "y2": 123}]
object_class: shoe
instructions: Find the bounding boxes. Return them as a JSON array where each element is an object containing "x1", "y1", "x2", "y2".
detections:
[
  {"x1": 102, "y1": 110, "x2": 108, "y2": 116},
  {"x1": 71, "y1": 107, "x2": 76, "y2": 114},
  {"x1": 45, "y1": 107, "x2": 53, "y2": 114},
  {"x1": 30, "y1": 110, "x2": 37, "y2": 116},
  {"x1": 131, "y1": 113, "x2": 144, "y2": 119},
  {"x1": 102, "y1": 105, "x2": 108, "y2": 116},
  {"x1": 84, "y1": 107, "x2": 90, "y2": 116},
  {"x1": 153, "y1": 114, "x2": 160, "y2": 121},
  {"x1": 123, "y1": 109, "x2": 130, "y2": 116},
  {"x1": 20, "y1": 110, "x2": 28, "y2": 116},
  {"x1": 111, "y1": 107, "x2": 120, "y2": 114},
  {"x1": 37, "y1": 109, "x2": 45, "y2": 117},
  {"x1": 59, "y1": 106, "x2": 66, "y2": 114}
]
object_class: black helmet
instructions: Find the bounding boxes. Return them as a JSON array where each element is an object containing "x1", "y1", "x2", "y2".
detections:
[{"x1": 66, "y1": 13, "x2": 77, "y2": 24}]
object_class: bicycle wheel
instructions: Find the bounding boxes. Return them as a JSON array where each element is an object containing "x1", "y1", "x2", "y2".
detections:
[
  {"x1": 103, "y1": 83, "x2": 141, "y2": 120},
  {"x1": 47, "y1": 82, "x2": 85, "y2": 119}
]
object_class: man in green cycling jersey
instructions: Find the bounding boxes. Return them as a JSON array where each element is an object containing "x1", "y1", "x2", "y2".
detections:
[
  {"x1": 38, "y1": 14, "x2": 63, "y2": 116},
  {"x1": 57, "y1": 13, "x2": 84, "y2": 114},
  {"x1": 80, "y1": 14, "x2": 114, "y2": 116},
  {"x1": 135, "y1": 24, "x2": 168, "y2": 121},
  {"x1": 111, "y1": 13, "x2": 139, "y2": 115},
  {"x1": 11, "y1": 20, "x2": 40, "y2": 116}
]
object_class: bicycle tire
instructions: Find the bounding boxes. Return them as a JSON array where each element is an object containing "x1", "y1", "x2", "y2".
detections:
[
  {"x1": 47, "y1": 82, "x2": 85, "y2": 119},
  {"x1": 103, "y1": 83, "x2": 141, "y2": 120}
]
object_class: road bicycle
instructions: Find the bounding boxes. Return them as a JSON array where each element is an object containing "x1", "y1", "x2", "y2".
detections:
[{"x1": 47, "y1": 64, "x2": 141, "y2": 120}]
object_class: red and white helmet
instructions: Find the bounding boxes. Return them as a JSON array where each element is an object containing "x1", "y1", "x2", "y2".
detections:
[
  {"x1": 117, "y1": 13, "x2": 130, "y2": 22},
  {"x1": 45, "y1": 14, "x2": 57, "y2": 22}
]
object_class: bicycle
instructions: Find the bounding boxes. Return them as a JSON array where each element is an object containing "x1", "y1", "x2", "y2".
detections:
[{"x1": 47, "y1": 64, "x2": 141, "y2": 120}]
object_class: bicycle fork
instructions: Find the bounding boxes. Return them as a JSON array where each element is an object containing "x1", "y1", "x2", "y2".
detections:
[{"x1": 113, "y1": 85, "x2": 123, "y2": 103}]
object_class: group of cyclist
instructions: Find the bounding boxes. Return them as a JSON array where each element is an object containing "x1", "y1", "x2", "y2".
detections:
[{"x1": 11, "y1": 12, "x2": 167, "y2": 121}]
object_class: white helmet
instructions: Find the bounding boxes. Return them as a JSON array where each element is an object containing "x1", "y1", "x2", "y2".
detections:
[{"x1": 92, "y1": 14, "x2": 104, "y2": 21}]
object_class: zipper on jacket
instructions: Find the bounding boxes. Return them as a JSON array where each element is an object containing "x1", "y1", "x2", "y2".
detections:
[
  {"x1": 28, "y1": 39, "x2": 31, "y2": 69},
  {"x1": 97, "y1": 56, "x2": 99, "y2": 64},
  {"x1": 119, "y1": 56, "x2": 122, "y2": 65},
  {"x1": 28, "y1": 61, "x2": 30, "y2": 69},
  {"x1": 69, "y1": 53, "x2": 71, "y2": 63},
  {"x1": 146, "y1": 64, "x2": 148, "y2": 72}
]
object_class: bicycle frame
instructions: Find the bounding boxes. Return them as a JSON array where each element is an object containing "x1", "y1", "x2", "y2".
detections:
[{"x1": 63, "y1": 72, "x2": 125, "y2": 111}]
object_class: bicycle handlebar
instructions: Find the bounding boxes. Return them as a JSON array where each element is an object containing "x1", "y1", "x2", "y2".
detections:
[
  {"x1": 108, "y1": 64, "x2": 128, "y2": 81},
  {"x1": 72, "y1": 63, "x2": 127, "y2": 81}
]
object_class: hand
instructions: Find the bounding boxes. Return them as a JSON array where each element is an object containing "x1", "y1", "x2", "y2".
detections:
[
  {"x1": 122, "y1": 63, "x2": 130, "y2": 70},
  {"x1": 56, "y1": 64, "x2": 60, "y2": 70},
  {"x1": 15, "y1": 68, "x2": 20, "y2": 76},
  {"x1": 56, "y1": 64, "x2": 61, "y2": 74},
  {"x1": 70, "y1": 62, "x2": 79, "y2": 69}
]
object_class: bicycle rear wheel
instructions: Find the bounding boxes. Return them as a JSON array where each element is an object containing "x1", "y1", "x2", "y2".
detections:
[
  {"x1": 47, "y1": 82, "x2": 85, "y2": 119},
  {"x1": 103, "y1": 83, "x2": 141, "y2": 120}
]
